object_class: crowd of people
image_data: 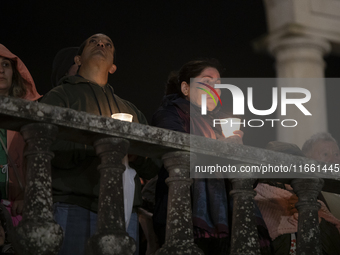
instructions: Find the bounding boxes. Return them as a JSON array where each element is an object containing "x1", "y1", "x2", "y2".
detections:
[{"x1": 0, "y1": 33, "x2": 340, "y2": 255}]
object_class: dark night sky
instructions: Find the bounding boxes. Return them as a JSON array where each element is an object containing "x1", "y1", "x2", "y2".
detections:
[{"x1": 2, "y1": 0, "x2": 340, "y2": 148}]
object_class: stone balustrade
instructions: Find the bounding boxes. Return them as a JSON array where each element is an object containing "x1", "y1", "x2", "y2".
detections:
[{"x1": 0, "y1": 96, "x2": 338, "y2": 254}]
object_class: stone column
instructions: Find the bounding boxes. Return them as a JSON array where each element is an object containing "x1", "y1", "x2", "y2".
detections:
[
  {"x1": 291, "y1": 178, "x2": 324, "y2": 255},
  {"x1": 156, "y1": 151, "x2": 203, "y2": 255},
  {"x1": 86, "y1": 137, "x2": 135, "y2": 255},
  {"x1": 14, "y1": 123, "x2": 63, "y2": 255},
  {"x1": 229, "y1": 178, "x2": 261, "y2": 255},
  {"x1": 269, "y1": 36, "x2": 331, "y2": 147}
]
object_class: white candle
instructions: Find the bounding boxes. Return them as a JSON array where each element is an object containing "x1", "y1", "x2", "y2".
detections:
[
  {"x1": 111, "y1": 113, "x2": 133, "y2": 122},
  {"x1": 221, "y1": 118, "x2": 241, "y2": 138}
]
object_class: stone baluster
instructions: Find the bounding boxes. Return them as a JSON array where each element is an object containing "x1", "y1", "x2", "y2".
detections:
[
  {"x1": 156, "y1": 151, "x2": 203, "y2": 255},
  {"x1": 86, "y1": 137, "x2": 135, "y2": 255},
  {"x1": 230, "y1": 178, "x2": 261, "y2": 255},
  {"x1": 291, "y1": 178, "x2": 324, "y2": 255},
  {"x1": 14, "y1": 123, "x2": 63, "y2": 255}
]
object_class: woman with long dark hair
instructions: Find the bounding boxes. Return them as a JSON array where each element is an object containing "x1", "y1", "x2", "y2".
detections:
[{"x1": 151, "y1": 59, "x2": 268, "y2": 255}]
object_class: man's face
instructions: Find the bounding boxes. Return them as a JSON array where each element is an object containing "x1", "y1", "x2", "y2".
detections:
[
  {"x1": 76, "y1": 34, "x2": 116, "y2": 73},
  {"x1": 310, "y1": 140, "x2": 340, "y2": 164}
]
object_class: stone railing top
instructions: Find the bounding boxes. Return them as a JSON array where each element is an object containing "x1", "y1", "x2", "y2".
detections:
[{"x1": 0, "y1": 96, "x2": 339, "y2": 192}]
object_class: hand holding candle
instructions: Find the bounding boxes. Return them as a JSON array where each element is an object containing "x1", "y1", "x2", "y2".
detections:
[
  {"x1": 221, "y1": 118, "x2": 243, "y2": 144},
  {"x1": 221, "y1": 118, "x2": 241, "y2": 138}
]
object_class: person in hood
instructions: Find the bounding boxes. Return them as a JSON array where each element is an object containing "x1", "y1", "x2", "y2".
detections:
[
  {"x1": 0, "y1": 44, "x2": 41, "y2": 228},
  {"x1": 41, "y1": 33, "x2": 157, "y2": 255},
  {"x1": 51, "y1": 47, "x2": 79, "y2": 88}
]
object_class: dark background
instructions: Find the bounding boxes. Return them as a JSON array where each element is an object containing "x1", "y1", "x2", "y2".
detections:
[{"x1": 2, "y1": 0, "x2": 340, "y2": 148}]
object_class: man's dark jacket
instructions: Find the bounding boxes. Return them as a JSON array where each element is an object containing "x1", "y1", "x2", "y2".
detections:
[{"x1": 40, "y1": 75, "x2": 156, "y2": 212}]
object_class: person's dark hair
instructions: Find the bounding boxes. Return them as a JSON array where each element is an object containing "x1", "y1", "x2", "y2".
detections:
[
  {"x1": 77, "y1": 39, "x2": 87, "y2": 56},
  {"x1": 165, "y1": 59, "x2": 223, "y2": 98},
  {"x1": 77, "y1": 35, "x2": 116, "y2": 64},
  {"x1": 51, "y1": 47, "x2": 79, "y2": 88},
  {"x1": 302, "y1": 132, "x2": 337, "y2": 157},
  {"x1": 8, "y1": 59, "x2": 26, "y2": 98}
]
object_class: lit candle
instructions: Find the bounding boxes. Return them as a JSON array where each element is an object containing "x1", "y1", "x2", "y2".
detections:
[{"x1": 111, "y1": 113, "x2": 133, "y2": 122}]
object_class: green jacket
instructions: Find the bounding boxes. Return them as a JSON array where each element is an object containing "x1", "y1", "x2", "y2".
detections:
[{"x1": 40, "y1": 75, "x2": 156, "y2": 212}]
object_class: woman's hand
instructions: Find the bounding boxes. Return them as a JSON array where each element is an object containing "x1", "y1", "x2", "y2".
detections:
[
  {"x1": 225, "y1": 130, "x2": 244, "y2": 145},
  {"x1": 288, "y1": 194, "x2": 299, "y2": 215}
]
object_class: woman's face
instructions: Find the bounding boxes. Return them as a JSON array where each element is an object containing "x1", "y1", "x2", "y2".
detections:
[
  {"x1": 0, "y1": 57, "x2": 13, "y2": 96},
  {"x1": 185, "y1": 67, "x2": 221, "y2": 111}
]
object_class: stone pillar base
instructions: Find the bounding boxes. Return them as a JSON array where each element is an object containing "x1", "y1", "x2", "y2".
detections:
[
  {"x1": 156, "y1": 242, "x2": 204, "y2": 255},
  {"x1": 86, "y1": 231, "x2": 135, "y2": 255},
  {"x1": 15, "y1": 220, "x2": 63, "y2": 255}
]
